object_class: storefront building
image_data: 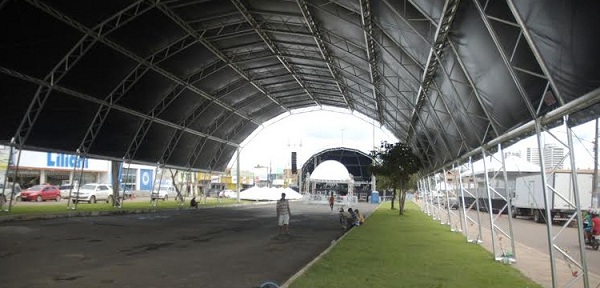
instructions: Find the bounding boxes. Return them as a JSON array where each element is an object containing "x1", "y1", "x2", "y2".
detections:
[{"x1": 2, "y1": 148, "x2": 156, "y2": 191}]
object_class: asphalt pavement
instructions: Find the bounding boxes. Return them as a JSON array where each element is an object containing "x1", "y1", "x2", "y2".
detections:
[{"x1": 0, "y1": 200, "x2": 377, "y2": 288}]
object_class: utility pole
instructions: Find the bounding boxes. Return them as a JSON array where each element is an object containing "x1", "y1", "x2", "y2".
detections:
[{"x1": 593, "y1": 118, "x2": 599, "y2": 208}]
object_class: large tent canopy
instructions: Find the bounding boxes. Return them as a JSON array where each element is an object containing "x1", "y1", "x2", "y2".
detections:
[
  {"x1": 1, "y1": 0, "x2": 599, "y2": 173},
  {"x1": 308, "y1": 160, "x2": 352, "y2": 182}
]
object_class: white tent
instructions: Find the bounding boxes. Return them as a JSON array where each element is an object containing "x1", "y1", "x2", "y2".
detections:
[
  {"x1": 239, "y1": 186, "x2": 302, "y2": 201},
  {"x1": 306, "y1": 160, "x2": 356, "y2": 204},
  {"x1": 460, "y1": 156, "x2": 541, "y2": 177},
  {"x1": 308, "y1": 160, "x2": 353, "y2": 183}
]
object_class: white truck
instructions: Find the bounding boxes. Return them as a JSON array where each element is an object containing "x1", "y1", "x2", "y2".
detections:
[{"x1": 512, "y1": 171, "x2": 593, "y2": 223}]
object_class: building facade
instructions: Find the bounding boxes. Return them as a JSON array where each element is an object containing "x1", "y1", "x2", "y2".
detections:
[
  {"x1": 525, "y1": 144, "x2": 565, "y2": 169},
  {"x1": 1, "y1": 148, "x2": 157, "y2": 191}
]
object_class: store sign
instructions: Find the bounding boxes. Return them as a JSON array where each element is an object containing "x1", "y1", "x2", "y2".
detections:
[
  {"x1": 14, "y1": 150, "x2": 108, "y2": 171},
  {"x1": 139, "y1": 169, "x2": 153, "y2": 191},
  {"x1": 47, "y1": 153, "x2": 89, "y2": 168}
]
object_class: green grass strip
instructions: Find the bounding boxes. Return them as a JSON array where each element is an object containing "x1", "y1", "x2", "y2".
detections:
[
  {"x1": 289, "y1": 202, "x2": 541, "y2": 288},
  {"x1": 1, "y1": 198, "x2": 245, "y2": 215}
]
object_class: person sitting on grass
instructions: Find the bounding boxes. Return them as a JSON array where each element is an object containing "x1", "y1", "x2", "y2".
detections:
[
  {"x1": 355, "y1": 209, "x2": 365, "y2": 225},
  {"x1": 190, "y1": 197, "x2": 198, "y2": 209},
  {"x1": 347, "y1": 208, "x2": 360, "y2": 228}
]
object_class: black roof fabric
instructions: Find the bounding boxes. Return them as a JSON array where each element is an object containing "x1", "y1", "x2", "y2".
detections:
[{"x1": 1, "y1": 0, "x2": 599, "y2": 172}]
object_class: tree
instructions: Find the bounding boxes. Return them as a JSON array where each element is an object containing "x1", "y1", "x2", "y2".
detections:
[{"x1": 369, "y1": 141, "x2": 422, "y2": 214}]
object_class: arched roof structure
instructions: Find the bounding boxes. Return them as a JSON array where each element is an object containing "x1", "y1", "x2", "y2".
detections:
[
  {"x1": 301, "y1": 147, "x2": 372, "y2": 183},
  {"x1": 0, "y1": 1, "x2": 599, "y2": 173}
]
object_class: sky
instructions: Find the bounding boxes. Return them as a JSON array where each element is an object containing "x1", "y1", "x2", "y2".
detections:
[
  {"x1": 232, "y1": 107, "x2": 398, "y2": 172},
  {"x1": 230, "y1": 107, "x2": 599, "y2": 173},
  {"x1": 503, "y1": 119, "x2": 598, "y2": 169}
]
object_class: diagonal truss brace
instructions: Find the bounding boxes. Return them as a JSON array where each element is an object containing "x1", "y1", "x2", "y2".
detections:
[
  {"x1": 359, "y1": 0, "x2": 385, "y2": 125},
  {"x1": 155, "y1": 2, "x2": 289, "y2": 114},
  {"x1": 230, "y1": 0, "x2": 320, "y2": 107},
  {"x1": 406, "y1": 0, "x2": 460, "y2": 143},
  {"x1": 26, "y1": 0, "x2": 262, "y2": 128},
  {"x1": 296, "y1": 0, "x2": 353, "y2": 110}
]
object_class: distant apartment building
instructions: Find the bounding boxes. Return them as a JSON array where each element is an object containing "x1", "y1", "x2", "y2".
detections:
[{"x1": 525, "y1": 144, "x2": 565, "y2": 169}]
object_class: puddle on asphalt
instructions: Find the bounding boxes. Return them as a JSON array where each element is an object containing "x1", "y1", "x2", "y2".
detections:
[
  {"x1": 0, "y1": 226, "x2": 35, "y2": 234},
  {"x1": 136, "y1": 215, "x2": 171, "y2": 220}
]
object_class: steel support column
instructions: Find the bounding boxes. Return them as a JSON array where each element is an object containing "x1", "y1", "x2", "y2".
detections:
[
  {"x1": 236, "y1": 147, "x2": 241, "y2": 203},
  {"x1": 481, "y1": 149, "x2": 498, "y2": 259},
  {"x1": 565, "y1": 116, "x2": 590, "y2": 288},
  {"x1": 499, "y1": 144, "x2": 517, "y2": 263},
  {"x1": 469, "y1": 156, "x2": 484, "y2": 244},
  {"x1": 535, "y1": 119, "x2": 558, "y2": 288},
  {"x1": 443, "y1": 168, "x2": 452, "y2": 226}
]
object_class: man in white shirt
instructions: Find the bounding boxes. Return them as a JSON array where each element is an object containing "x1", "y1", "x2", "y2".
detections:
[{"x1": 276, "y1": 193, "x2": 291, "y2": 235}]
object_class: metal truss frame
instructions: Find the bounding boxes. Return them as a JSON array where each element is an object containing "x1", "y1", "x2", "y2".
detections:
[
  {"x1": 155, "y1": 2, "x2": 289, "y2": 112},
  {"x1": 359, "y1": 0, "x2": 385, "y2": 125},
  {"x1": 458, "y1": 157, "x2": 484, "y2": 243},
  {"x1": 305, "y1": 6, "x2": 456, "y2": 169},
  {"x1": 443, "y1": 167, "x2": 462, "y2": 232},
  {"x1": 532, "y1": 117, "x2": 590, "y2": 288},
  {"x1": 407, "y1": 0, "x2": 460, "y2": 143},
  {"x1": 447, "y1": 41, "x2": 500, "y2": 141},
  {"x1": 296, "y1": 0, "x2": 354, "y2": 110},
  {"x1": 471, "y1": 0, "x2": 536, "y2": 119},
  {"x1": 480, "y1": 147, "x2": 516, "y2": 263},
  {"x1": 504, "y1": 0, "x2": 564, "y2": 106},
  {"x1": 26, "y1": 0, "x2": 263, "y2": 129}
]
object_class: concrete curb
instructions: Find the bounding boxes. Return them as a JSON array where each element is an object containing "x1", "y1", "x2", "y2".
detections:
[
  {"x1": 280, "y1": 201, "x2": 385, "y2": 288},
  {"x1": 0, "y1": 200, "x2": 276, "y2": 223}
]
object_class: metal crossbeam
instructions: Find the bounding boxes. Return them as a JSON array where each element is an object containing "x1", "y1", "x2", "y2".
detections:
[
  {"x1": 79, "y1": 105, "x2": 111, "y2": 154},
  {"x1": 26, "y1": 0, "x2": 263, "y2": 128},
  {"x1": 155, "y1": 2, "x2": 289, "y2": 113},
  {"x1": 448, "y1": 40, "x2": 500, "y2": 140},
  {"x1": 124, "y1": 118, "x2": 153, "y2": 160},
  {"x1": 230, "y1": 0, "x2": 320, "y2": 107},
  {"x1": 0, "y1": 66, "x2": 239, "y2": 148},
  {"x1": 159, "y1": 129, "x2": 184, "y2": 165},
  {"x1": 188, "y1": 136, "x2": 210, "y2": 169},
  {"x1": 471, "y1": 0, "x2": 536, "y2": 120},
  {"x1": 80, "y1": 31, "x2": 222, "y2": 157},
  {"x1": 13, "y1": 34, "x2": 96, "y2": 147},
  {"x1": 296, "y1": 0, "x2": 353, "y2": 110},
  {"x1": 406, "y1": 0, "x2": 461, "y2": 143},
  {"x1": 359, "y1": 0, "x2": 385, "y2": 125},
  {"x1": 505, "y1": 0, "x2": 565, "y2": 106}
]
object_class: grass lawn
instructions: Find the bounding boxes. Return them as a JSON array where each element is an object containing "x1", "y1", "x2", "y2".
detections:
[
  {"x1": 289, "y1": 201, "x2": 542, "y2": 288},
  {"x1": 0, "y1": 198, "x2": 244, "y2": 215}
]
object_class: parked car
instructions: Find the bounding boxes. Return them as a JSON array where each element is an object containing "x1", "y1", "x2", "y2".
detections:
[
  {"x1": 0, "y1": 182, "x2": 22, "y2": 202},
  {"x1": 71, "y1": 183, "x2": 113, "y2": 204},
  {"x1": 151, "y1": 186, "x2": 177, "y2": 201},
  {"x1": 20, "y1": 185, "x2": 61, "y2": 202},
  {"x1": 105, "y1": 184, "x2": 134, "y2": 199},
  {"x1": 58, "y1": 184, "x2": 77, "y2": 199},
  {"x1": 445, "y1": 196, "x2": 459, "y2": 209}
]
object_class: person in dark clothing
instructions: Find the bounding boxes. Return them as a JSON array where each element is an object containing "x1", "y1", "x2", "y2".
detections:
[
  {"x1": 329, "y1": 193, "x2": 335, "y2": 211},
  {"x1": 347, "y1": 208, "x2": 360, "y2": 228},
  {"x1": 190, "y1": 197, "x2": 198, "y2": 209}
]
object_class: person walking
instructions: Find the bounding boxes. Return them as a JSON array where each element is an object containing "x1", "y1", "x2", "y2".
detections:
[
  {"x1": 328, "y1": 193, "x2": 335, "y2": 211},
  {"x1": 276, "y1": 193, "x2": 291, "y2": 235}
]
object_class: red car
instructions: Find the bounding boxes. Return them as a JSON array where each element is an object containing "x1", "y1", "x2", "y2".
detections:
[{"x1": 20, "y1": 185, "x2": 61, "y2": 202}]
